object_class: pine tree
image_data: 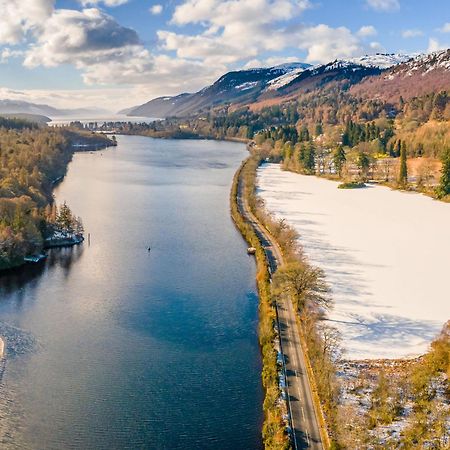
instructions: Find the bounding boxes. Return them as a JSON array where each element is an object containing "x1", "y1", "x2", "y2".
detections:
[
  {"x1": 304, "y1": 141, "x2": 316, "y2": 173},
  {"x1": 56, "y1": 202, "x2": 74, "y2": 236},
  {"x1": 398, "y1": 141, "x2": 408, "y2": 186},
  {"x1": 437, "y1": 148, "x2": 450, "y2": 198},
  {"x1": 395, "y1": 140, "x2": 402, "y2": 158},
  {"x1": 357, "y1": 152, "x2": 370, "y2": 181},
  {"x1": 333, "y1": 145, "x2": 346, "y2": 177}
]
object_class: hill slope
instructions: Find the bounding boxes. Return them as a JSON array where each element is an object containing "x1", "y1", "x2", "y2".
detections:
[
  {"x1": 0, "y1": 99, "x2": 107, "y2": 118},
  {"x1": 126, "y1": 54, "x2": 415, "y2": 118},
  {"x1": 350, "y1": 49, "x2": 450, "y2": 101},
  {"x1": 126, "y1": 64, "x2": 312, "y2": 118}
]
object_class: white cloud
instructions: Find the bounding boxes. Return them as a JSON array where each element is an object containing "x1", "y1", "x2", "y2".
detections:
[
  {"x1": 427, "y1": 38, "x2": 448, "y2": 53},
  {"x1": 357, "y1": 25, "x2": 377, "y2": 37},
  {"x1": 369, "y1": 41, "x2": 385, "y2": 52},
  {"x1": 0, "y1": 48, "x2": 23, "y2": 63},
  {"x1": 243, "y1": 56, "x2": 303, "y2": 69},
  {"x1": 171, "y1": 0, "x2": 312, "y2": 26},
  {"x1": 365, "y1": 0, "x2": 400, "y2": 12},
  {"x1": 150, "y1": 4, "x2": 163, "y2": 15},
  {"x1": 160, "y1": 0, "x2": 369, "y2": 66},
  {"x1": 401, "y1": 29, "x2": 423, "y2": 38},
  {"x1": 23, "y1": 8, "x2": 155, "y2": 85},
  {"x1": 439, "y1": 23, "x2": 450, "y2": 33},
  {"x1": 0, "y1": 0, "x2": 54, "y2": 45},
  {"x1": 296, "y1": 25, "x2": 364, "y2": 63},
  {"x1": 80, "y1": 0, "x2": 130, "y2": 6}
]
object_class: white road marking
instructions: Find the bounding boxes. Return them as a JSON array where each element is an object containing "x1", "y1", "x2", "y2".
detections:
[
  {"x1": 302, "y1": 407, "x2": 306, "y2": 422},
  {"x1": 306, "y1": 429, "x2": 310, "y2": 446}
]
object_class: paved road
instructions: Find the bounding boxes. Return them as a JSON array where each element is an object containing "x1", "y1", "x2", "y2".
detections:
[{"x1": 237, "y1": 169, "x2": 323, "y2": 450}]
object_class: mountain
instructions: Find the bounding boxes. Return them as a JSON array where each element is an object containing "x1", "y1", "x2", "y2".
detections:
[
  {"x1": 243, "y1": 54, "x2": 417, "y2": 111},
  {"x1": 0, "y1": 99, "x2": 108, "y2": 118},
  {"x1": 125, "y1": 63, "x2": 311, "y2": 118},
  {"x1": 0, "y1": 112, "x2": 51, "y2": 124},
  {"x1": 126, "y1": 54, "x2": 414, "y2": 118},
  {"x1": 344, "y1": 53, "x2": 412, "y2": 69},
  {"x1": 350, "y1": 49, "x2": 450, "y2": 101}
]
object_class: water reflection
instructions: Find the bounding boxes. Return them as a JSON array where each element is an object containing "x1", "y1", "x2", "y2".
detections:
[
  {"x1": 0, "y1": 245, "x2": 84, "y2": 298},
  {"x1": 0, "y1": 136, "x2": 263, "y2": 450}
]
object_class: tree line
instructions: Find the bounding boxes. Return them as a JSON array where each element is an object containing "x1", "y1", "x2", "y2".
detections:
[{"x1": 0, "y1": 120, "x2": 112, "y2": 270}]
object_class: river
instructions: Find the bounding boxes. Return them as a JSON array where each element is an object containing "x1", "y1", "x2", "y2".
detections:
[{"x1": 0, "y1": 135, "x2": 263, "y2": 449}]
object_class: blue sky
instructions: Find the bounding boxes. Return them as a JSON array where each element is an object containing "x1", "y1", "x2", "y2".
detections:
[{"x1": 0, "y1": 0, "x2": 448, "y2": 111}]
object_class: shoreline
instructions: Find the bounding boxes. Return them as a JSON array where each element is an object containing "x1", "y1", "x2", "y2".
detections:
[{"x1": 230, "y1": 153, "x2": 332, "y2": 448}]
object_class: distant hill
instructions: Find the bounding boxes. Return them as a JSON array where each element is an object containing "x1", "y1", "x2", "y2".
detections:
[
  {"x1": 0, "y1": 99, "x2": 107, "y2": 118},
  {"x1": 125, "y1": 54, "x2": 415, "y2": 118},
  {"x1": 0, "y1": 113, "x2": 51, "y2": 124}
]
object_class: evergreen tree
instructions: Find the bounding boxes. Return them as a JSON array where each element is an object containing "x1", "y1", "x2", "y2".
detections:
[
  {"x1": 315, "y1": 122, "x2": 323, "y2": 136},
  {"x1": 74, "y1": 216, "x2": 84, "y2": 237},
  {"x1": 333, "y1": 145, "x2": 346, "y2": 177},
  {"x1": 437, "y1": 148, "x2": 450, "y2": 198},
  {"x1": 357, "y1": 152, "x2": 370, "y2": 181},
  {"x1": 398, "y1": 141, "x2": 408, "y2": 186},
  {"x1": 304, "y1": 141, "x2": 316, "y2": 173},
  {"x1": 56, "y1": 202, "x2": 75, "y2": 236}
]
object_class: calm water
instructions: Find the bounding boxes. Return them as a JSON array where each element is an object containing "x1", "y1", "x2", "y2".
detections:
[{"x1": 0, "y1": 136, "x2": 263, "y2": 449}]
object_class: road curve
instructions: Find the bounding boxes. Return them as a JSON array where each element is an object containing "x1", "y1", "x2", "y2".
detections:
[{"x1": 237, "y1": 167, "x2": 324, "y2": 450}]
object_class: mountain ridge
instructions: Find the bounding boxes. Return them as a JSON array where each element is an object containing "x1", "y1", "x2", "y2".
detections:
[{"x1": 124, "y1": 53, "x2": 424, "y2": 118}]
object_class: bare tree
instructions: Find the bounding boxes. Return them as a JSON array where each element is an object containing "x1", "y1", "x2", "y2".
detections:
[{"x1": 273, "y1": 261, "x2": 330, "y2": 312}]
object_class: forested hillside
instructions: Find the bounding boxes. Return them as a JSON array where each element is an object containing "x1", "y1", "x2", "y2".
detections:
[{"x1": 0, "y1": 120, "x2": 113, "y2": 270}]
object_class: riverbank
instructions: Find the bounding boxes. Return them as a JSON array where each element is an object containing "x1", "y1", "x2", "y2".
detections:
[
  {"x1": 0, "y1": 126, "x2": 114, "y2": 274},
  {"x1": 230, "y1": 158, "x2": 290, "y2": 449}
]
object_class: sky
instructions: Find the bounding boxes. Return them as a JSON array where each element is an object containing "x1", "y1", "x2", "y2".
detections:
[{"x1": 0, "y1": 0, "x2": 448, "y2": 112}]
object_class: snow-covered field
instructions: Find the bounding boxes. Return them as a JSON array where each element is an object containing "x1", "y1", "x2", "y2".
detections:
[{"x1": 257, "y1": 163, "x2": 450, "y2": 360}]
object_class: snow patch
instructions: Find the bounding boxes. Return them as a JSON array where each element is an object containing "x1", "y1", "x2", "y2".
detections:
[
  {"x1": 266, "y1": 68, "x2": 307, "y2": 91},
  {"x1": 257, "y1": 163, "x2": 450, "y2": 360},
  {"x1": 234, "y1": 81, "x2": 259, "y2": 91},
  {"x1": 345, "y1": 53, "x2": 412, "y2": 69}
]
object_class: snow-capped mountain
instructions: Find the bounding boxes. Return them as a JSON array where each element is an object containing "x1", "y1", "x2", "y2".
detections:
[
  {"x1": 345, "y1": 53, "x2": 413, "y2": 69},
  {"x1": 266, "y1": 63, "x2": 311, "y2": 91},
  {"x1": 388, "y1": 49, "x2": 450, "y2": 76},
  {"x1": 351, "y1": 49, "x2": 450, "y2": 100}
]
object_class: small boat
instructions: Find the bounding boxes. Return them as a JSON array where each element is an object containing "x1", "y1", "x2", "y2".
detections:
[{"x1": 247, "y1": 247, "x2": 256, "y2": 255}]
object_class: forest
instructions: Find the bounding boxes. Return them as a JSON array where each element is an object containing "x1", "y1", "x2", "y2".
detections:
[{"x1": 0, "y1": 119, "x2": 113, "y2": 270}]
